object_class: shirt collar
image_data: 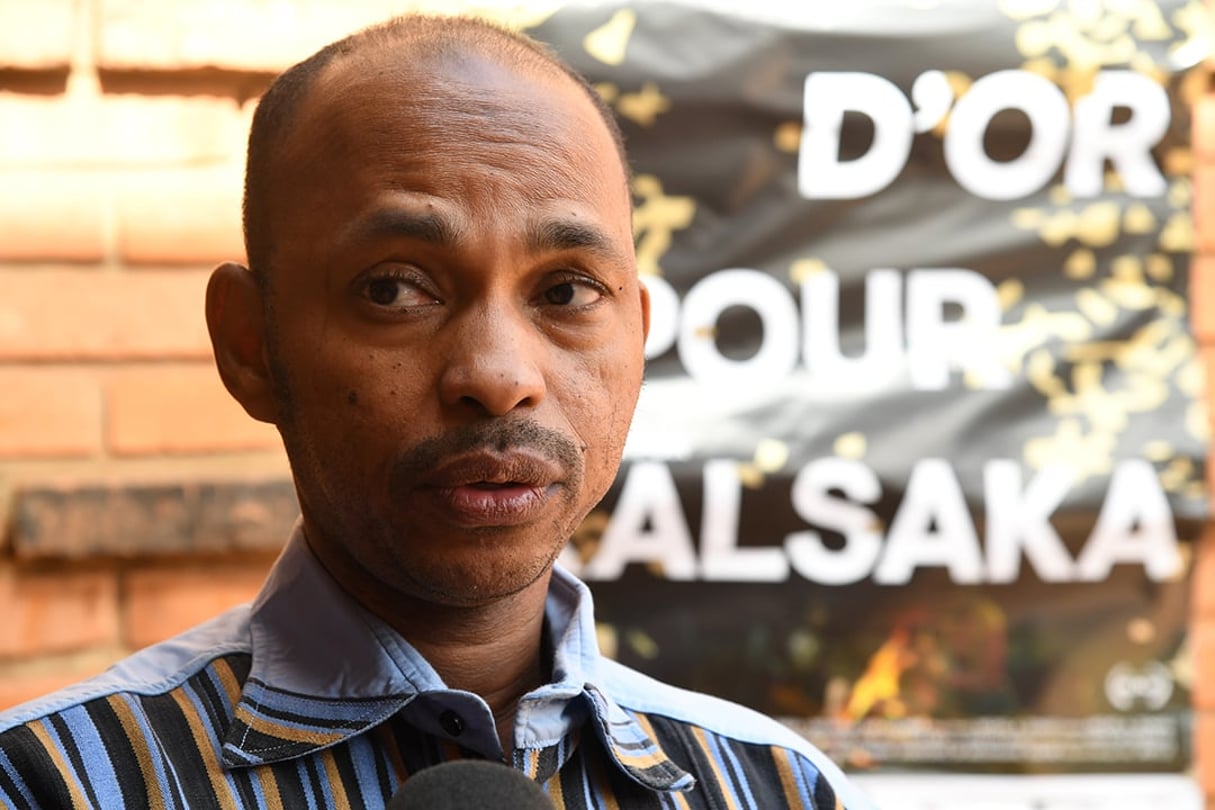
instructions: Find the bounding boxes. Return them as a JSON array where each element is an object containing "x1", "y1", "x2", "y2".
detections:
[{"x1": 220, "y1": 524, "x2": 692, "y2": 793}]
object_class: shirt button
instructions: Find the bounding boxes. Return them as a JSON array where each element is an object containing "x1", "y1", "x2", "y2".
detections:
[{"x1": 439, "y1": 710, "x2": 465, "y2": 737}]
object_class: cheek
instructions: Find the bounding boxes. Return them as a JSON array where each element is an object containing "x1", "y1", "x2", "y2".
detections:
[
  {"x1": 562, "y1": 343, "x2": 644, "y2": 471},
  {"x1": 280, "y1": 340, "x2": 431, "y2": 447}
]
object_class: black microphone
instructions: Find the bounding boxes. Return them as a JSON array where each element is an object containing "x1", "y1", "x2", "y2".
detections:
[{"x1": 386, "y1": 759, "x2": 556, "y2": 809}]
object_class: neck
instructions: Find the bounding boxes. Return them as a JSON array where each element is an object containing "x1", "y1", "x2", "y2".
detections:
[{"x1": 362, "y1": 569, "x2": 554, "y2": 755}]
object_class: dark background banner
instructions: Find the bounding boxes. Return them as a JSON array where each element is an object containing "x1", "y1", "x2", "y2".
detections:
[{"x1": 521, "y1": 1, "x2": 1207, "y2": 772}]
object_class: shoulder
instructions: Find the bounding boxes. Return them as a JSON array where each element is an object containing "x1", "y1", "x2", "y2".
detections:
[
  {"x1": 597, "y1": 657, "x2": 878, "y2": 810},
  {"x1": 0, "y1": 603, "x2": 253, "y2": 734}
]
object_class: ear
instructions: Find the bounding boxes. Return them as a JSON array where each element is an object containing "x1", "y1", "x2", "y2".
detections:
[
  {"x1": 206, "y1": 262, "x2": 280, "y2": 424},
  {"x1": 638, "y1": 276, "x2": 652, "y2": 344}
]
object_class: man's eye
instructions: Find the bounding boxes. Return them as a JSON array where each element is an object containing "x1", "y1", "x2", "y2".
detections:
[
  {"x1": 543, "y1": 280, "x2": 603, "y2": 307},
  {"x1": 364, "y1": 275, "x2": 437, "y2": 308}
]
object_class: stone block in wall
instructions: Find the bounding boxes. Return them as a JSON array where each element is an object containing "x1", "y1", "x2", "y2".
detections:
[
  {"x1": 0, "y1": 269, "x2": 213, "y2": 361},
  {"x1": 1194, "y1": 94, "x2": 1215, "y2": 166},
  {"x1": 11, "y1": 479, "x2": 300, "y2": 559},
  {"x1": 123, "y1": 562, "x2": 272, "y2": 649},
  {"x1": 1192, "y1": 256, "x2": 1215, "y2": 345},
  {"x1": 98, "y1": 0, "x2": 405, "y2": 72},
  {"x1": 0, "y1": 92, "x2": 243, "y2": 168},
  {"x1": 0, "y1": 171, "x2": 107, "y2": 263},
  {"x1": 1195, "y1": 163, "x2": 1215, "y2": 255},
  {"x1": 0, "y1": 564, "x2": 120, "y2": 657},
  {"x1": 116, "y1": 168, "x2": 245, "y2": 265},
  {"x1": 0, "y1": 662, "x2": 115, "y2": 713},
  {"x1": 107, "y1": 364, "x2": 281, "y2": 456},
  {"x1": 0, "y1": 368, "x2": 103, "y2": 459},
  {"x1": 0, "y1": 0, "x2": 75, "y2": 69}
]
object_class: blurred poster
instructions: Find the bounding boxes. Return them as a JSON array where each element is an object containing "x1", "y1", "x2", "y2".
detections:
[{"x1": 502, "y1": 0, "x2": 1206, "y2": 772}]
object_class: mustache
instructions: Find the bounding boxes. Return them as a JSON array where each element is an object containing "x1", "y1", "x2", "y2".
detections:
[{"x1": 391, "y1": 420, "x2": 584, "y2": 483}]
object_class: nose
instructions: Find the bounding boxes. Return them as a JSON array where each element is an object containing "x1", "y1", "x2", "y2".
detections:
[{"x1": 437, "y1": 304, "x2": 547, "y2": 417}]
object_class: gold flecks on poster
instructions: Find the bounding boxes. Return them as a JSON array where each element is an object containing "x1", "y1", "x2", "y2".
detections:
[
  {"x1": 1175, "y1": 350, "x2": 1202, "y2": 396},
  {"x1": 1163, "y1": 146, "x2": 1193, "y2": 177},
  {"x1": 1177, "y1": 64, "x2": 1208, "y2": 107},
  {"x1": 567, "y1": 509, "x2": 610, "y2": 565},
  {"x1": 593, "y1": 81, "x2": 619, "y2": 104},
  {"x1": 1002, "y1": 0, "x2": 1206, "y2": 102},
  {"x1": 1169, "y1": 2, "x2": 1212, "y2": 68},
  {"x1": 1130, "y1": 1, "x2": 1172, "y2": 41},
  {"x1": 616, "y1": 81, "x2": 671, "y2": 126},
  {"x1": 625, "y1": 628, "x2": 660, "y2": 659},
  {"x1": 773, "y1": 121, "x2": 802, "y2": 153},
  {"x1": 1027, "y1": 346, "x2": 1069, "y2": 398},
  {"x1": 1011, "y1": 208, "x2": 1046, "y2": 230},
  {"x1": 1024, "y1": 418, "x2": 1115, "y2": 479},
  {"x1": 1158, "y1": 212, "x2": 1193, "y2": 252},
  {"x1": 1049, "y1": 184, "x2": 1073, "y2": 206},
  {"x1": 595, "y1": 623, "x2": 618, "y2": 660},
  {"x1": 1142, "y1": 439, "x2": 1174, "y2": 462},
  {"x1": 754, "y1": 438, "x2": 791, "y2": 473},
  {"x1": 1075, "y1": 201, "x2": 1121, "y2": 247},
  {"x1": 584, "y1": 8, "x2": 636, "y2": 66},
  {"x1": 1126, "y1": 617, "x2": 1157, "y2": 645},
  {"x1": 738, "y1": 463, "x2": 764, "y2": 489},
  {"x1": 1187, "y1": 400, "x2": 1211, "y2": 442},
  {"x1": 1123, "y1": 203, "x2": 1157, "y2": 234},
  {"x1": 1075, "y1": 287, "x2": 1118, "y2": 325},
  {"x1": 631, "y1": 174, "x2": 696, "y2": 276},
  {"x1": 790, "y1": 258, "x2": 828, "y2": 285},
  {"x1": 1161, "y1": 456, "x2": 1195, "y2": 492},
  {"x1": 833, "y1": 432, "x2": 867, "y2": 459},
  {"x1": 997, "y1": 278, "x2": 1026, "y2": 310},
  {"x1": 1063, "y1": 248, "x2": 1097, "y2": 279},
  {"x1": 1168, "y1": 178, "x2": 1191, "y2": 207},
  {"x1": 1040, "y1": 210, "x2": 1079, "y2": 246}
]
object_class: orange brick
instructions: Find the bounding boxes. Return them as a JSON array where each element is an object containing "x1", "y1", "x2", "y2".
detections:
[
  {"x1": 0, "y1": 650, "x2": 126, "y2": 713},
  {"x1": 0, "y1": 92, "x2": 243, "y2": 168},
  {"x1": 1196, "y1": 95, "x2": 1215, "y2": 166},
  {"x1": 107, "y1": 364, "x2": 280, "y2": 455},
  {"x1": 1196, "y1": 164, "x2": 1215, "y2": 255},
  {"x1": 0, "y1": 0, "x2": 75, "y2": 69},
  {"x1": 0, "y1": 171, "x2": 107, "y2": 262},
  {"x1": 0, "y1": 669, "x2": 92, "y2": 714},
  {"x1": 98, "y1": 0, "x2": 400, "y2": 72},
  {"x1": 1194, "y1": 256, "x2": 1215, "y2": 345},
  {"x1": 0, "y1": 563, "x2": 120, "y2": 657},
  {"x1": 0, "y1": 367, "x2": 103, "y2": 458},
  {"x1": 1196, "y1": 619, "x2": 1215, "y2": 711},
  {"x1": 123, "y1": 562, "x2": 269, "y2": 649},
  {"x1": 0, "y1": 269, "x2": 212, "y2": 360},
  {"x1": 1199, "y1": 710, "x2": 1215, "y2": 798},
  {"x1": 116, "y1": 169, "x2": 245, "y2": 265},
  {"x1": 1195, "y1": 527, "x2": 1215, "y2": 619}
]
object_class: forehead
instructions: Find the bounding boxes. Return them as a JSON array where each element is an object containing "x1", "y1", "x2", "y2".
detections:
[{"x1": 276, "y1": 45, "x2": 626, "y2": 212}]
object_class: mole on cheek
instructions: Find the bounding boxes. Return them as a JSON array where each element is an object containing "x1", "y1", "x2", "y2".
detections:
[{"x1": 347, "y1": 390, "x2": 359, "y2": 406}]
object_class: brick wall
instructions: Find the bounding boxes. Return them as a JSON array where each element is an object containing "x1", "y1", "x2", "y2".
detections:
[
  {"x1": 0, "y1": 0, "x2": 409, "y2": 707},
  {"x1": 2, "y1": 0, "x2": 1214, "y2": 799}
]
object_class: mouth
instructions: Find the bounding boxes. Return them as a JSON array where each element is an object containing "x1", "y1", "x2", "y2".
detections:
[{"x1": 417, "y1": 451, "x2": 564, "y2": 527}]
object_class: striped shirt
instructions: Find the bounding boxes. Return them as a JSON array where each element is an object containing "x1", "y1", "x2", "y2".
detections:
[{"x1": 0, "y1": 527, "x2": 875, "y2": 809}]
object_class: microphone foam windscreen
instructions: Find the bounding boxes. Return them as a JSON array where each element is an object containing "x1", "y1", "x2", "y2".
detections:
[{"x1": 388, "y1": 759, "x2": 555, "y2": 809}]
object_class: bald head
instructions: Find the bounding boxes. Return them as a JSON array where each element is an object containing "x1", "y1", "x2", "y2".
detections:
[{"x1": 243, "y1": 14, "x2": 629, "y2": 281}]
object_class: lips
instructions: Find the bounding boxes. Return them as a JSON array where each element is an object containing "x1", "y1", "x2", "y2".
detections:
[{"x1": 414, "y1": 450, "x2": 564, "y2": 527}]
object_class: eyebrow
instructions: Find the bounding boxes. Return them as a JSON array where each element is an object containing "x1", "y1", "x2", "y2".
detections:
[
  {"x1": 357, "y1": 209, "x2": 464, "y2": 246},
  {"x1": 348, "y1": 208, "x2": 625, "y2": 263},
  {"x1": 527, "y1": 218, "x2": 622, "y2": 262}
]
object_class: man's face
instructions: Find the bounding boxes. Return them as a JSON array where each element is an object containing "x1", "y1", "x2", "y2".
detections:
[{"x1": 259, "y1": 49, "x2": 647, "y2": 609}]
